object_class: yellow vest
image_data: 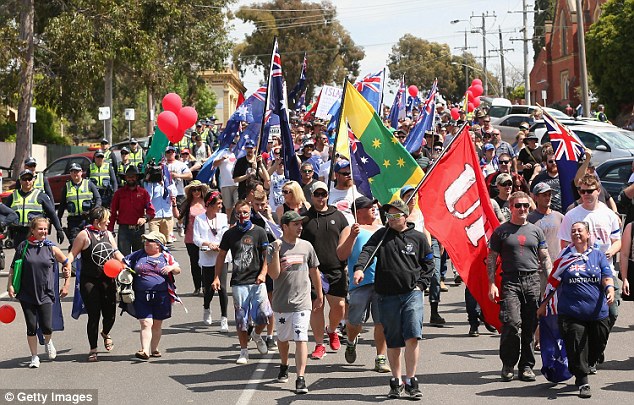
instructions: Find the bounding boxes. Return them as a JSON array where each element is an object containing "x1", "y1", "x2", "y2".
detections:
[
  {"x1": 129, "y1": 149, "x2": 143, "y2": 167},
  {"x1": 11, "y1": 189, "x2": 43, "y2": 226},
  {"x1": 89, "y1": 162, "x2": 111, "y2": 188},
  {"x1": 33, "y1": 172, "x2": 45, "y2": 190},
  {"x1": 65, "y1": 179, "x2": 93, "y2": 216}
]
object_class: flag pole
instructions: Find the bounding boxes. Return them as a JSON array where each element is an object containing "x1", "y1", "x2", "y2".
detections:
[
  {"x1": 327, "y1": 77, "x2": 349, "y2": 195},
  {"x1": 256, "y1": 36, "x2": 276, "y2": 154},
  {"x1": 359, "y1": 120, "x2": 470, "y2": 272},
  {"x1": 349, "y1": 139, "x2": 358, "y2": 220}
]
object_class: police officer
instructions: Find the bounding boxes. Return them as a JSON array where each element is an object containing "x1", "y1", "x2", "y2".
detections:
[
  {"x1": 100, "y1": 138, "x2": 118, "y2": 168},
  {"x1": 88, "y1": 150, "x2": 118, "y2": 208},
  {"x1": 57, "y1": 163, "x2": 101, "y2": 246},
  {"x1": 117, "y1": 147, "x2": 132, "y2": 187},
  {"x1": 7, "y1": 169, "x2": 64, "y2": 247},
  {"x1": 22, "y1": 157, "x2": 55, "y2": 205},
  {"x1": 128, "y1": 138, "x2": 145, "y2": 169}
]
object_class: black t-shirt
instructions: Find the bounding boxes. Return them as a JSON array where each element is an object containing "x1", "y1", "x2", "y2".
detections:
[
  {"x1": 531, "y1": 172, "x2": 562, "y2": 213},
  {"x1": 489, "y1": 222, "x2": 547, "y2": 275},
  {"x1": 232, "y1": 156, "x2": 254, "y2": 199},
  {"x1": 518, "y1": 146, "x2": 543, "y2": 182},
  {"x1": 219, "y1": 224, "x2": 269, "y2": 286}
]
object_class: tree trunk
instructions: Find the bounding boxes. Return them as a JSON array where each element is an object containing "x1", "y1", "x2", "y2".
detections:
[
  {"x1": 104, "y1": 59, "x2": 114, "y2": 143},
  {"x1": 146, "y1": 83, "x2": 154, "y2": 138},
  {"x1": 13, "y1": 0, "x2": 34, "y2": 179}
]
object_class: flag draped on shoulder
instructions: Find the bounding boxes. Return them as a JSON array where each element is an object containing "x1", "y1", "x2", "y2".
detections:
[
  {"x1": 417, "y1": 127, "x2": 502, "y2": 331},
  {"x1": 542, "y1": 108, "x2": 585, "y2": 210},
  {"x1": 388, "y1": 76, "x2": 406, "y2": 129},
  {"x1": 341, "y1": 81, "x2": 423, "y2": 204},
  {"x1": 354, "y1": 69, "x2": 384, "y2": 113},
  {"x1": 404, "y1": 79, "x2": 437, "y2": 153}
]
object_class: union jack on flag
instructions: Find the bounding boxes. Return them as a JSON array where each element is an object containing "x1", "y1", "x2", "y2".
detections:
[
  {"x1": 388, "y1": 76, "x2": 406, "y2": 129},
  {"x1": 354, "y1": 69, "x2": 384, "y2": 112}
]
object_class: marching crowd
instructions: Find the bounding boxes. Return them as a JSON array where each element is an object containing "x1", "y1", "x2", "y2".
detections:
[{"x1": 2, "y1": 104, "x2": 633, "y2": 399}]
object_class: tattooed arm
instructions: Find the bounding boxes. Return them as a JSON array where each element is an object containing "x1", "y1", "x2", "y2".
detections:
[
  {"x1": 537, "y1": 248, "x2": 553, "y2": 278},
  {"x1": 487, "y1": 250, "x2": 500, "y2": 302}
]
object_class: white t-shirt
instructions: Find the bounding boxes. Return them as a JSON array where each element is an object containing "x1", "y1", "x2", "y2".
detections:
[
  {"x1": 192, "y1": 212, "x2": 231, "y2": 267},
  {"x1": 167, "y1": 160, "x2": 191, "y2": 196},
  {"x1": 217, "y1": 151, "x2": 238, "y2": 188},
  {"x1": 269, "y1": 171, "x2": 288, "y2": 213},
  {"x1": 328, "y1": 185, "x2": 359, "y2": 225}
]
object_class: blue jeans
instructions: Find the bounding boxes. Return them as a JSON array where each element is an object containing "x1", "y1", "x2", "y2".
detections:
[
  {"x1": 465, "y1": 287, "x2": 481, "y2": 328},
  {"x1": 118, "y1": 224, "x2": 144, "y2": 256},
  {"x1": 429, "y1": 238, "x2": 441, "y2": 303},
  {"x1": 378, "y1": 289, "x2": 424, "y2": 348}
]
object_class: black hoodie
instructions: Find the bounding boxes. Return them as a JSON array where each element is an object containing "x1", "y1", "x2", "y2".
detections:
[
  {"x1": 354, "y1": 223, "x2": 434, "y2": 295},
  {"x1": 300, "y1": 205, "x2": 348, "y2": 273}
]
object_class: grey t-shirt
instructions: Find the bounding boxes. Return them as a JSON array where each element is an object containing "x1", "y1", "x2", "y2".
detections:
[
  {"x1": 527, "y1": 210, "x2": 564, "y2": 261},
  {"x1": 489, "y1": 222, "x2": 547, "y2": 275},
  {"x1": 270, "y1": 238, "x2": 319, "y2": 313}
]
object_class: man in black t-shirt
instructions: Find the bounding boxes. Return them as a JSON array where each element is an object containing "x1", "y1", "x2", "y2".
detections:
[
  {"x1": 232, "y1": 140, "x2": 270, "y2": 200},
  {"x1": 531, "y1": 152, "x2": 562, "y2": 213},
  {"x1": 517, "y1": 135, "x2": 542, "y2": 183}
]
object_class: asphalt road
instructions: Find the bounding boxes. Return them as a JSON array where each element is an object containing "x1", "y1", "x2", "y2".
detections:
[{"x1": 1, "y1": 231, "x2": 633, "y2": 405}]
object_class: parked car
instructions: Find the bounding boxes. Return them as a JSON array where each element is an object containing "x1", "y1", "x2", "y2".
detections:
[
  {"x1": 529, "y1": 118, "x2": 616, "y2": 143},
  {"x1": 491, "y1": 114, "x2": 535, "y2": 144},
  {"x1": 109, "y1": 136, "x2": 151, "y2": 163},
  {"x1": 595, "y1": 157, "x2": 634, "y2": 204}
]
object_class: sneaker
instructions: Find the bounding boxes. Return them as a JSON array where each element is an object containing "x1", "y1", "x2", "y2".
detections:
[
  {"x1": 328, "y1": 330, "x2": 341, "y2": 351},
  {"x1": 266, "y1": 336, "x2": 278, "y2": 352},
  {"x1": 168, "y1": 233, "x2": 176, "y2": 243},
  {"x1": 440, "y1": 281, "x2": 449, "y2": 292},
  {"x1": 519, "y1": 367, "x2": 536, "y2": 382},
  {"x1": 344, "y1": 338, "x2": 357, "y2": 364},
  {"x1": 295, "y1": 376, "x2": 308, "y2": 394},
  {"x1": 579, "y1": 384, "x2": 592, "y2": 398},
  {"x1": 429, "y1": 313, "x2": 446, "y2": 327},
  {"x1": 468, "y1": 327, "x2": 480, "y2": 337},
  {"x1": 203, "y1": 309, "x2": 212, "y2": 326},
  {"x1": 374, "y1": 355, "x2": 391, "y2": 373},
  {"x1": 45, "y1": 340, "x2": 57, "y2": 360},
  {"x1": 388, "y1": 378, "x2": 404, "y2": 399},
  {"x1": 405, "y1": 377, "x2": 423, "y2": 398},
  {"x1": 220, "y1": 317, "x2": 229, "y2": 333},
  {"x1": 29, "y1": 355, "x2": 40, "y2": 369},
  {"x1": 236, "y1": 349, "x2": 249, "y2": 364},
  {"x1": 193, "y1": 288, "x2": 201, "y2": 296},
  {"x1": 252, "y1": 331, "x2": 268, "y2": 354},
  {"x1": 310, "y1": 344, "x2": 326, "y2": 360},
  {"x1": 277, "y1": 364, "x2": 289, "y2": 383},
  {"x1": 454, "y1": 274, "x2": 463, "y2": 285},
  {"x1": 178, "y1": 228, "x2": 185, "y2": 237},
  {"x1": 501, "y1": 365, "x2": 514, "y2": 381}
]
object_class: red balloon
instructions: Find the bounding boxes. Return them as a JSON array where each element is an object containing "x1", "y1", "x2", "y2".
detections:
[
  {"x1": 103, "y1": 259, "x2": 124, "y2": 278},
  {"x1": 450, "y1": 107, "x2": 460, "y2": 120},
  {"x1": 408, "y1": 85, "x2": 419, "y2": 97},
  {"x1": 157, "y1": 111, "x2": 180, "y2": 142},
  {"x1": 466, "y1": 90, "x2": 474, "y2": 101},
  {"x1": 471, "y1": 78, "x2": 483, "y2": 87},
  {"x1": 162, "y1": 93, "x2": 182, "y2": 114},
  {"x1": 0, "y1": 305, "x2": 16, "y2": 324},
  {"x1": 178, "y1": 106, "x2": 198, "y2": 132},
  {"x1": 468, "y1": 102, "x2": 475, "y2": 113},
  {"x1": 473, "y1": 96, "x2": 481, "y2": 108},
  {"x1": 472, "y1": 84, "x2": 484, "y2": 97}
]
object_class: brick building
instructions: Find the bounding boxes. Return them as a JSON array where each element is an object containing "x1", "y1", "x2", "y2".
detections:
[{"x1": 529, "y1": 0, "x2": 606, "y2": 108}]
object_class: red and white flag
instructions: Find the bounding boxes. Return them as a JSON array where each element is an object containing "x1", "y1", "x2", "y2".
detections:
[{"x1": 418, "y1": 127, "x2": 502, "y2": 330}]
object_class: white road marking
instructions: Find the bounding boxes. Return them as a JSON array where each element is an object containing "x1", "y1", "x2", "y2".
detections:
[{"x1": 235, "y1": 353, "x2": 276, "y2": 405}]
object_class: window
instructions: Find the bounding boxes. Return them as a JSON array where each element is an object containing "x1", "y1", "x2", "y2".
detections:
[
  {"x1": 44, "y1": 159, "x2": 68, "y2": 177},
  {"x1": 602, "y1": 163, "x2": 632, "y2": 183},
  {"x1": 560, "y1": 10, "x2": 568, "y2": 56},
  {"x1": 560, "y1": 71, "x2": 570, "y2": 100}
]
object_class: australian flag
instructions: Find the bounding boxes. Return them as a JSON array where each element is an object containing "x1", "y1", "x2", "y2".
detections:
[
  {"x1": 266, "y1": 39, "x2": 301, "y2": 182},
  {"x1": 354, "y1": 69, "x2": 384, "y2": 113},
  {"x1": 388, "y1": 77, "x2": 406, "y2": 129},
  {"x1": 542, "y1": 108, "x2": 586, "y2": 210},
  {"x1": 404, "y1": 79, "x2": 437, "y2": 153},
  {"x1": 348, "y1": 130, "x2": 381, "y2": 198},
  {"x1": 288, "y1": 53, "x2": 307, "y2": 110},
  {"x1": 196, "y1": 87, "x2": 267, "y2": 183},
  {"x1": 326, "y1": 98, "x2": 341, "y2": 132}
]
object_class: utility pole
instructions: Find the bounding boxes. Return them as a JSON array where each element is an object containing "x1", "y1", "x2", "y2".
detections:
[
  {"x1": 575, "y1": 0, "x2": 591, "y2": 117},
  {"x1": 452, "y1": 25, "x2": 477, "y2": 93},
  {"x1": 523, "y1": 0, "x2": 530, "y2": 105},
  {"x1": 471, "y1": 12, "x2": 496, "y2": 95},
  {"x1": 499, "y1": 28, "x2": 507, "y2": 98}
]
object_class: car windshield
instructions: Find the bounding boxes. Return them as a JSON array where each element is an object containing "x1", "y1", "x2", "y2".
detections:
[
  {"x1": 543, "y1": 108, "x2": 568, "y2": 119},
  {"x1": 596, "y1": 130, "x2": 634, "y2": 149}
]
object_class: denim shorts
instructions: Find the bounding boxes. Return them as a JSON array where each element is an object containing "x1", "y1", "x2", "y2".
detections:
[
  {"x1": 378, "y1": 289, "x2": 424, "y2": 348},
  {"x1": 133, "y1": 290, "x2": 171, "y2": 320},
  {"x1": 232, "y1": 284, "x2": 273, "y2": 331},
  {"x1": 348, "y1": 284, "x2": 381, "y2": 326}
]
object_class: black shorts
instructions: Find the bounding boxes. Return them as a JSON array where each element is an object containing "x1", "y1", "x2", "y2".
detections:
[{"x1": 322, "y1": 268, "x2": 348, "y2": 298}]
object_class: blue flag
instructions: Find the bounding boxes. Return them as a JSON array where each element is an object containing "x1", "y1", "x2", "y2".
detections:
[
  {"x1": 288, "y1": 53, "x2": 307, "y2": 110},
  {"x1": 388, "y1": 77, "x2": 406, "y2": 129},
  {"x1": 354, "y1": 69, "x2": 384, "y2": 113},
  {"x1": 404, "y1": 79, "x2": 437, "y2": 153},
  {"x1": 326, "y1": 98, "x2": 341, "y2": 132},
  {"x1": 348, "y1": 130, "x2": 381, "y2": 198},
  {"x1": 542, "y1": 109, "x2": 585, "y2": 210}
]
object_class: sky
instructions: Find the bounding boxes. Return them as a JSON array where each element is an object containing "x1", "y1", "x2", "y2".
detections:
[{"x1": 229, "y1": 0, "x2": 535, "y2": 98}]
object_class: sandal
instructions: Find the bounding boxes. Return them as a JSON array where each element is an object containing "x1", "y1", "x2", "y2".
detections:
[
  {"x1": 88, "y1": 351, "x2": 98, "y2": 362},
  {"x1": 135, "y1": 350, "x2": 150, "y2": 360},
  {"x1": 101, "y1": 332, "x2": 114, "y2": 352},
  {"x1": 151, "y1": 350, "x2": 162, "y2": 358}
]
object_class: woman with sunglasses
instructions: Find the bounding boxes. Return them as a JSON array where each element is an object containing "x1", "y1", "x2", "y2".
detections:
[
  {"x1": 275, "y1": 181, "x2": 310, "y2": 225},
  {"x1": 193, "y1": 191, "x2": 230, "y2": 331},
  {"x1": 177, "y1": 180, "x2": 209, "y2": 296},
  {"x1": 267, "y1": 148, "x2": 288, "y2": 214}
]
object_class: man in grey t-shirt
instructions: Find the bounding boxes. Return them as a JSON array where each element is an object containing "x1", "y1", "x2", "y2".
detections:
[{"x1": 268, "y1": 211, "x2": 323, "y2": 394}]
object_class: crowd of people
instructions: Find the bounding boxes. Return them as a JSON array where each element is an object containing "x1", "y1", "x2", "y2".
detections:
[{"x1": 2, "y1": 103, "x2": 633, "y2": 399}]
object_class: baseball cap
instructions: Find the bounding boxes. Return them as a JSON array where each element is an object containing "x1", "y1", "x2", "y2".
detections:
[
  {"x1": 483, "y1": 143, "x2": 495, "y2": 151},
  {"x1": 244, "y1": 140, "x2": 256, "y2": 148},
  {"x1": 19, "y1": 169, "x2": 34, "y2": 179},
  {"x1": 280, "y1": 210, "x2": 306, "y2": 225},
  {"x1": 130, "y1": 138, "x2": 138, "y2": 144},
  {"x1": 165, "y1": 145, "x2": 176, "y2": 152},
  {"x1": 383, "y1": 199, "x2": 409, "y2": 216},
  {"x1": 142, "y1": 231, "x2": 167, "y2": 246},
  {"x1": 334, "y1": 160, "x2": 351, "y2": 173},
  {"x1": 400, "y1": 185, "x2": 415, "y2": 199},
  {"x1": 519, "y1": 122, "x2": 530, "y2": 130},
  {"x1": 94, "y1": 149, "x2": 105, "y2": 157},
  {"x1": 496, "y1": 173, "x2": 513, "y2": 185},
  {"x1": 24, "y1": 157, "x2": 37, "y2": 166},
  {"x1": 354, "y1": 196, "x2": 377, "y2": 210},
  {"x1": 302, "y1": 140, "x2": 315, "y2": 149},
  {"x1": 181, "y1": 148, "x2": 191, "y2": 155},
  {"x1": 69, "y1": 163, "x2": 82, "y2": 172},
  {"x1": 100, "y1": 138, "x2": 109, "y2": 144},
  {"x1": 120, "y1": 147, "x2": 130, "y2": 154},
  {"x1": 533, "y1": 182, "x2": 552, "y2": 194},
  {"x1": 310, "y1": 181, "x2": 328, "y2": 195}
]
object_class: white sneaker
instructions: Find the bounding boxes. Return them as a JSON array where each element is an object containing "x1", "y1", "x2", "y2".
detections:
[
  {"x1": 178, "y1": 228, "x2": 185, "y2": 237},
  {"x1": 169, "y1": 233, "x2": 176, "y2": 243},
  {"x1": 29, "y1": 355, "x2": 40, "y2": 368},
  {"x1": 203, "y1": 309, "x2": 212, "y2": 326},
  {"x1": 252, "y1": 331, "x2": 268, "y2": 354},
  {"x1": 220, "y1": 317, "x2": 229, "y2": 333},
  {"x1": 45, "y1": 340, "x2": 57, "y2": 360},
  {"x1": 236, "y1": 349, "x2": 249, "y2": 364}
]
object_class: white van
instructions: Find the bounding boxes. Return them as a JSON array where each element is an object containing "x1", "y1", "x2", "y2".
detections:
[{"x1": 479, "y1": 97, "x2": 512, "y2": 118}]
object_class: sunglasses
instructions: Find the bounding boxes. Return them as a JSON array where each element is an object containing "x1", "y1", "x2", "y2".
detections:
[
  {"x1": 578, "y1": 188, "x2": 597, "y2": 195},
  {"x1": 397, "y1": 135, "x2": 407, "y2": 139},
  {"x1": 499, "y1": 160, "x2": 510, "y2": 164},
  {"x1": 282, "y1": 189, "x2": 292, "y2": 194},
  {"x1": 500, "y1": 181, "x2": 513, "y2": 187},
  {"x1": 483, "y1": 120, "x2": 491, "y2": 123},
  {"x1": 513, "y1": 203, "x2": 530, "y2": 209},
  {"x1": 301, "y1": 169, "x2": 313, "y2": 174},
  {"x1": 385, "y1": 212, "x2": 406, "y2": 220},
  {"x1": 338, "y1": 171, "x2": 351, "y2": 176},
  {"x1": 181, "y1": 153, "x2": 189, "y2": 156},
  {"x1": 547, "y1": 160, "x2": 556, "y2": 164},
  {"x1": 166, "y1": 150, "x2": 175, "y2": 153},
  {"x1": 192, "y1": 188, "x2": 201, "y2": 192},
  {"x1": 21, "y1": 177, "x2": 34, "y2": 181},
  {"x1": 313, "y1": 191, "x2": 328, "y2": 198}
]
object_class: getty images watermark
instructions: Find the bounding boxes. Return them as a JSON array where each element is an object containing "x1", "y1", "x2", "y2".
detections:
[{"x1": 0, "y1": 390, "x2": 97, "y2": 405}]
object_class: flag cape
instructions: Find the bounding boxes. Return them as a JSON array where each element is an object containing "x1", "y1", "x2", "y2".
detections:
[{"x1": 418, "y1": 127, "x2": 502, "y2": 331}]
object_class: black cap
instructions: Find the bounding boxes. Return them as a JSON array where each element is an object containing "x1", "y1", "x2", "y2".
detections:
[
  {"x1": 94, "y1": 149, "x2": 105, "y2": 158},
  {"x1": 69, "y1": 163, "x2": 82, "y2": 172},
  {"x1": 19, "y1": 169, "x2": 34, "y2": 179},
  {"x1": 100, "y1": 138, "x2": 109, "y2": 144},
  {"x1": 354, "y1": 196, "x2": 377, "y2": 210},
  {"x1": 24, "y1": 157, "x2": 37, "y2": 166},
  {"x1": 130, "y1": 138, "x2": 138, "y2": 144}
]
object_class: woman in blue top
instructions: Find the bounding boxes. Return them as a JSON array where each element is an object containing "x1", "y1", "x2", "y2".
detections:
[
  {"x1": 125, "y1": 231, "x2": 181, "y2": 360},
  {"x1": 538, "y1": 221, "x2": 615, "y2": 398}
]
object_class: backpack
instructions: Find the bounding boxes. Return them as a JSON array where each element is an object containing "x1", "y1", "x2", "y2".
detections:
[{"x1": 116, "y1": 268, "x2": 135, "y2": 304}]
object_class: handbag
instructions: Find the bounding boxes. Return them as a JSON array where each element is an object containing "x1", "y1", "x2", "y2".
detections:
[{"x1": 11, "y1": 241, "x2": 29, "y2": 294}]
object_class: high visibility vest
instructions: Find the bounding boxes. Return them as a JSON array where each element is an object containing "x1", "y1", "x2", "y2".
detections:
[
  {"x1": 200, "y1": 128, "x2": 209, "y2": 143},
  {"x1": 129, "y1": 149, "x2": 144, "y2": 167},
  {"x1": 89, "y1": 162, "x2": 111, "y2": 188},
  {"x1": 11, "y1": 189, "x2": 43, "y2": 226},
  {"x1": 176, "y1": 136, "x2": 190, "y2": 151},
  {"x1": 65, "y1": 179, "x2": 93, "y2": 216},
  {"x1": 103, "y1": 149, "x2": 114, "y2": 164},
  {"x1": 33, "y1": 172, "x2": 45, "y2": 191},
  {"x1": 117, "y1": 162, "x2": 131, "y2": 186}
]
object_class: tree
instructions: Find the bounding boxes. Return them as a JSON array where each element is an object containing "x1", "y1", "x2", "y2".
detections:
[
  {"x1": 233, "y1": 0, "x2": 364, "y2": 99},
  {"x1": 586, "y1": 0, "x2": 634, "y2": 115}
]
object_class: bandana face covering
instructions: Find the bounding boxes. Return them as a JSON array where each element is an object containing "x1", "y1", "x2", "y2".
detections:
[{"x1": 235, "y1": 211, "x2": 252, "y2": 233}]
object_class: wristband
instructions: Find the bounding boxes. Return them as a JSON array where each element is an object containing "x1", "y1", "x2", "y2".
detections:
[{"x1": 62, "y1": 258, "x2": 69, "y2": 265}]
